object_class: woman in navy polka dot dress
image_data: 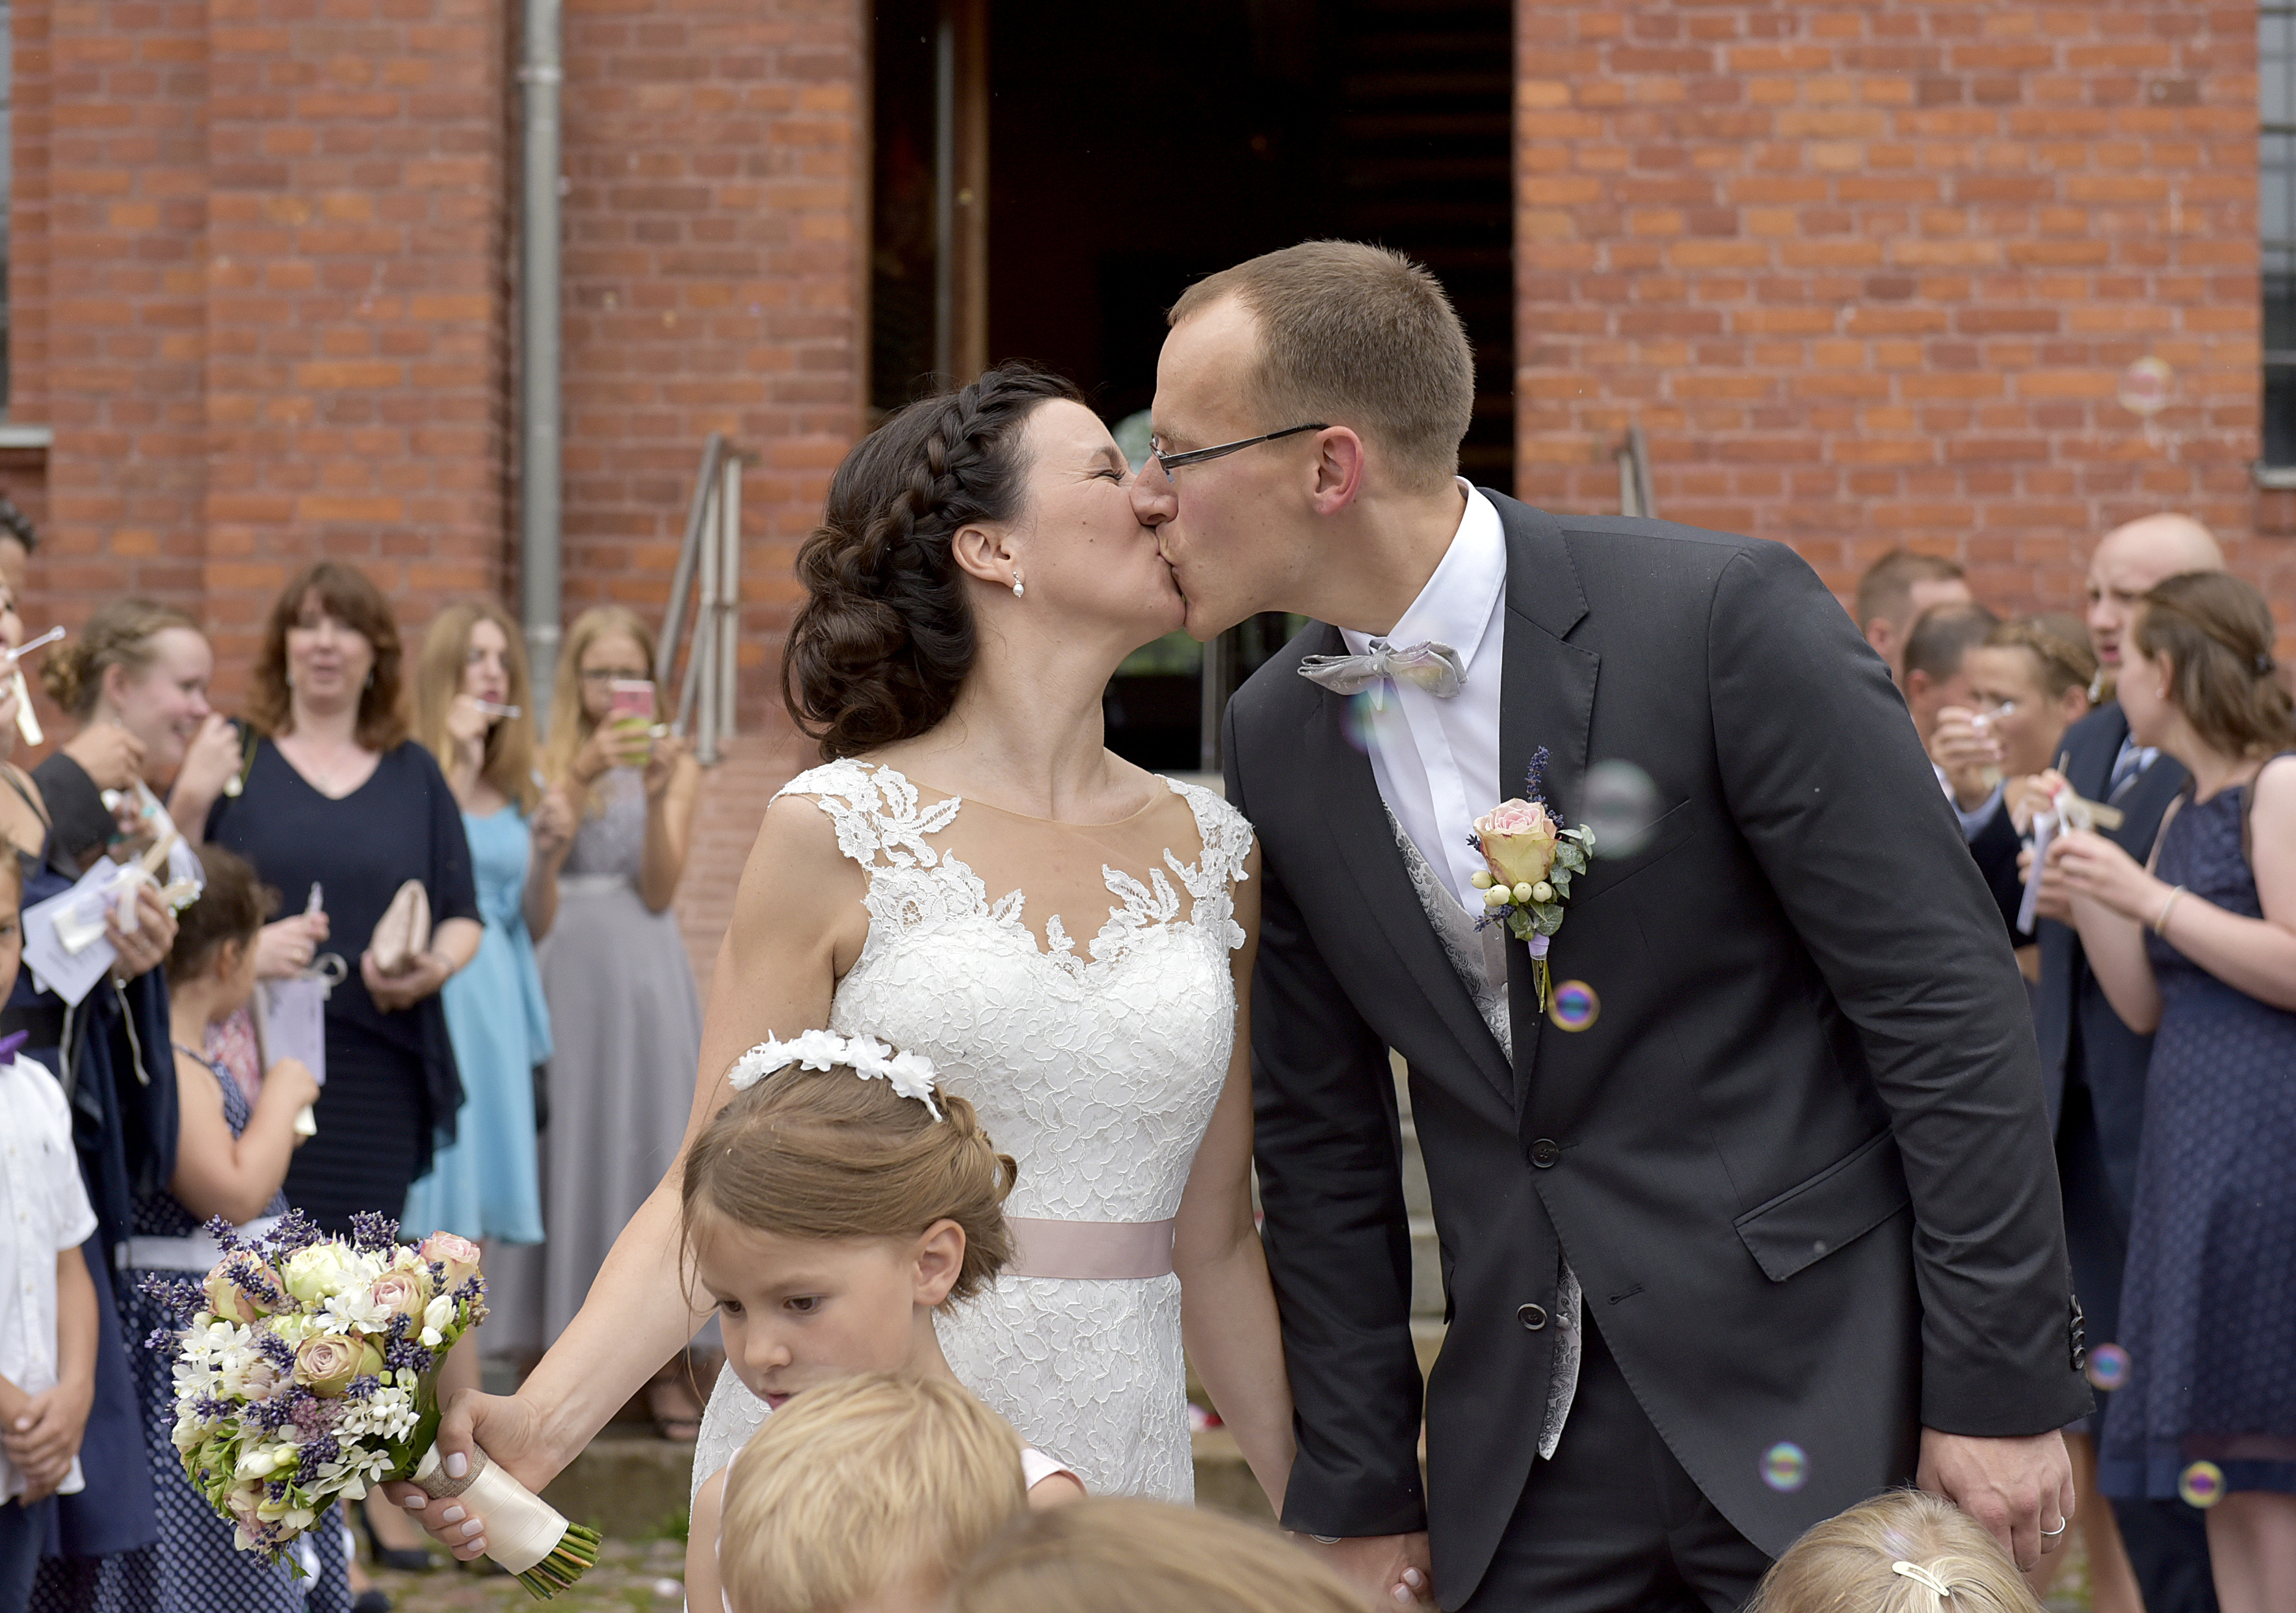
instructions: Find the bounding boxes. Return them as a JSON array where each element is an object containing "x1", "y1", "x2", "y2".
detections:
[
  {"x1": 36, "y1": 847, "x2": 350, "y2": 1613},
  {"x1": 2048, "y1": 570, "x2": 2296, "y2": 1613}
]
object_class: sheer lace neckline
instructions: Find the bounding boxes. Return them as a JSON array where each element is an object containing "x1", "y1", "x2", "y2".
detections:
[{"x1": 893, "y1": 769, "x2": 1165, "y2": 829}]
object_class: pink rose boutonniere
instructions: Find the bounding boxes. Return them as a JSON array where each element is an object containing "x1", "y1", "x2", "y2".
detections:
[{"x1": 1468, "y1": 747, "x2": 1595, "y2": 1011}]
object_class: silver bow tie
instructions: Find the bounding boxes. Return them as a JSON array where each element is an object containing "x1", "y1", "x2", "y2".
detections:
[{"x1": 1297, "y1": 639, "x2": 1466, "y2": 700}]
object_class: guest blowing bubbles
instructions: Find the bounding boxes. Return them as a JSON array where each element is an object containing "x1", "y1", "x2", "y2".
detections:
[
  {"x1": 2041, "y1": 572, "x2": 2296, "y2": 1613},
  {"x1": 204, "y1": 562, "x2": 482, "y2": 1237}
]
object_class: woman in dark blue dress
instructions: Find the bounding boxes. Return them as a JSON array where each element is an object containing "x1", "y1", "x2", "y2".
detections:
[
  {"x1": 2049, "y1": 570, "x2": 2296, "y2": 1613},
  {"x1": 202, "y1": 562, "x2": 482, "y2": 1237}
]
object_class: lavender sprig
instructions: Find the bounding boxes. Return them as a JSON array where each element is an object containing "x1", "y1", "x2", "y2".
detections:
[{"x1": 1524, "y1": 745, "x2": 1551, "y2": 806}]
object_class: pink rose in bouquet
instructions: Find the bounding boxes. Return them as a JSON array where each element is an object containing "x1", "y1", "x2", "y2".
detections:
[
  {"x1": 203, "y1": 1257, "x2": 282, "y2": 1326},
  {"x1": 369, "y1": 1268, "x2": 432, "y2": 1322},
  {"x1": 419, "y1": 1232, "x2": 482, "y2": 1290},
  {"x1": 291, "y1": 1334, "x2": 372, "y2": 1399},
  {"x1": 1473, "y1": 798, "x2": 1559, "y2": 892}
]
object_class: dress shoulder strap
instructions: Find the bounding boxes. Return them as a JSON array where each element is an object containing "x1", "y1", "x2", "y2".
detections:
[
  {"x1": 1161, "y1": 777, "x2": 1253, "y2": 952},
  {"x1": 771, "y1": 758, "x2": 963, "y2": 875}
]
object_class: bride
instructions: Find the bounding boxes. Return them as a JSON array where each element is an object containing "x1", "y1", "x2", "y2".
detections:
[{"x1": 386, "y1": 365, "x2": 1293, "y2": 1530}]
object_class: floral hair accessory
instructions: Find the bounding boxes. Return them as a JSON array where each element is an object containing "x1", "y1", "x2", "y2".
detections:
[{"x1": 727, "y1": 1031, "x2": 944, "y2": 1120}]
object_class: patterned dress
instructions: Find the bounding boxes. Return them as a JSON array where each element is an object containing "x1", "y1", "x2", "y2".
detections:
[
  {"x1": 2098, "y1": 763, "x2": 2296, "y2": 1500},
  {"x1": 38, "y1": 1050, "x2": 353, "y2": 1613},
  {"x1": 693, "y1": 761, "x2": 1254, "y2": 1502}
]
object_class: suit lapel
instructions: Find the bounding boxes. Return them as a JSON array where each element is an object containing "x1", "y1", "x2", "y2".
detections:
[
  {"x1": 1490, "y1": 494, "x2": 1600, "y2": 1100},
  {"x1": 1298, "y1": 622, "x2": 1516, "y2": 1109}
]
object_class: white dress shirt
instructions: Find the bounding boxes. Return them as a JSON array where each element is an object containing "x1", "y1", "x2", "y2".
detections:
[
  {"x1": 1341, "y1": 483, "x2": 1509, "y2": 907},
  {"x1": 0, "y1": 1052, "x2": 97, "y2": 1502}
]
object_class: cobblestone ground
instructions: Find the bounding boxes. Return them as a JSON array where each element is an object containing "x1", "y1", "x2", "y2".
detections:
[{"x1": 371, "y1": 1537, "x2": 689, "y2": 1613}]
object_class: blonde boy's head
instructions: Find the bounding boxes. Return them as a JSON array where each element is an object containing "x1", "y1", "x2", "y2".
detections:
[
  {"x1": 717, "y1": 1373, "x2": 1028, "y2": 1613},
  {"x1": 1750, "y1": 1489, "x2": 2046, "y2": 1613}
]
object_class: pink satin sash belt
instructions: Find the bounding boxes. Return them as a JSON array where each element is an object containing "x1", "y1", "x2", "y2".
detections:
[{"x1": 1007, "y1": 1217, "x2": 1176, "y2": 1280}]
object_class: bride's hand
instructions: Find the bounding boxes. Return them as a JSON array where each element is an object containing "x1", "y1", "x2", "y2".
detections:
[{"x1": 379, "y1": 1389, "x2": 561, "y2": 1562}]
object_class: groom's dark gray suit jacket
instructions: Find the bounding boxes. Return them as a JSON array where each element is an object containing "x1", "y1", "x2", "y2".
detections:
[{"x1": 1222, "y1": 493, "x2": 2092, "y2": 1606}]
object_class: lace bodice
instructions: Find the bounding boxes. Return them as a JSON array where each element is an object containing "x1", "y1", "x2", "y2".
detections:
[
  {"x1": 693, "y1": 758, "x2": 1254, "y2": 1500},
  {"x1": 563, "y1": 767, "x2": 645, "y2": 881}
]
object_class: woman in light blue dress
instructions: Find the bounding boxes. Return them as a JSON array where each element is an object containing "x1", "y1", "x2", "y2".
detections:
[{"x1": 405, "y1": 600, "x2": 569, "y2": 1247}]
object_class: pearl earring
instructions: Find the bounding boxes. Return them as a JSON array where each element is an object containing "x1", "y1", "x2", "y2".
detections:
[{"x1": 1011, "y1": 573, "x2": 1025, "y2": 598}]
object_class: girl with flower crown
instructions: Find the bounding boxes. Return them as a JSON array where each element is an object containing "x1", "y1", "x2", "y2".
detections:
[{"x1": 667, "y1": 1039, "x2": 1080, "y2": 1613}]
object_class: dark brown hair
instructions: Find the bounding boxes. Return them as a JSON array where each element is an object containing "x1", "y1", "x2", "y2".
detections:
[
  {"x1": 168, "y1": 844, "x2": 278, "y2": 984},
  {"x1": 247, "y1": 562, "x2": 409, "y2": 751},
  {"x1": 1168, "y1": 241, "x2": 1475, "y2": 493},
  {"x1": 1903, "y1": 603, "x2": 2000, "y2": 684},
  {"x1": 782, "y1": 366, "x2": 1083, "y2": 762},
  {"x1": 2133, "y1": 570, "x2": 2295, "y2": 761},
  {"x1": 681, "y1": 1055, "x2": 1018, "y2": 1306},
  {"x1": 41, "y1": 598, "x2": 201, "y2": 719},
  {"x1": 951, "y1": 1499, "x2": 1369, "y2": 1613},
  {"x1": 1854, "y1": 548, "x2": 1966, "y2": 632},
  {"x1": 1985, "y1": 613, "x2": 2097, "y2": 700}
]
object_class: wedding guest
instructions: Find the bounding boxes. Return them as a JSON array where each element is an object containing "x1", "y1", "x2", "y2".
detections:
[
  {"x1": 2048, "y1": 570, "x2": 2296, "y2": 1613},
  {"x1": 1854, "y1": 548, "x2": 1973, "y2": 687},
  {"x1": 1749, "y1": 1489, "x2": 2042, "y2": 1613},
  {"x1": 0, "y1": 497, "x2": 35, "y2": 599},
  {"x1": 72, "y1": 842, "x2": 345, "y2": 1613},
  {"x1": 204, "y1": 562, "x2": 481, "y2": 1240},
  {"x1": 1955, "y1": 615, "x2": 2095, "y2": 962},
  {"x1": 33, "y1": 598, "x2": 240, "y2": 873},
  {"x1": 674, "y1": 1051, "x2": 1079, "y2": 1610},
  {"x1": 527, "y1": 606, "x2": 702, "y2": 1432},
  {"x1": 0, "y1": 853, "x2": 100, "y2": 1613},
  {"x1": 948, "y1": 1499, "x2": 1370, "y2": 1613},
  {"x1": 715, "y1": 1376, "x2": 1031, "y2": 1613},
  {"x1": 2026, "y1": 514, "x2": 2226, "y2": 1613},
  {"x1": 403, "y1": 601, "x2": 564, "y2": 1251},
  {"x1": 0, "y1": 586, "x2": 176, "y2": 1604}
]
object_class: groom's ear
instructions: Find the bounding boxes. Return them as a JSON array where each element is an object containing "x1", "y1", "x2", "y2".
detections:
[{"x1": 1309, "y1": 427, "x2": 1367, "y2": 517}]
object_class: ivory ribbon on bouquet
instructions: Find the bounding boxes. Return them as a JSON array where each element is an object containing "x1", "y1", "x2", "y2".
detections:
[
  {"x1": 1007, "y1": 1218, "x2": 1176, "y2": 1280},
  {"x1": 410, "y1": 1445, "x2": 570, "y2": 1577}
]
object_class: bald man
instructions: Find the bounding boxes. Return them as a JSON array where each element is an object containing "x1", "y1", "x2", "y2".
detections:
[{"x1": 2029, "y1": 513, "x2": 2224, "y2": 1613}]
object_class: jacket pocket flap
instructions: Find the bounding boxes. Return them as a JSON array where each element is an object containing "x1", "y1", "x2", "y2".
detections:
[{"x1": 1732, "y1": 1129, "x2": 1910, "y2": 1283}]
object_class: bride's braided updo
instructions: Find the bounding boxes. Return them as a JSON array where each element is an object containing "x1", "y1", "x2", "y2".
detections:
[{"x1": 782, "y1": 364, "x2": 1085, "y2": 761}]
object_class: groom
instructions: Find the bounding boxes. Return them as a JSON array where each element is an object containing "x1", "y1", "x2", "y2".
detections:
[{"x1": 1134, "y1": 243, "x2": 2090, "y2": 1611}]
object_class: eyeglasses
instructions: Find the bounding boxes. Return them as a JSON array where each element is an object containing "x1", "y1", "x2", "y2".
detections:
[{"x1": 1142, "y1": 422, "x2": 1328, "y2": 484}]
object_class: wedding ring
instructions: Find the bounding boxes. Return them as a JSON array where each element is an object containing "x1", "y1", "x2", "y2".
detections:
[{"x1": 2040, "y1": 1521, "x2": 2067, "y2": 1538}]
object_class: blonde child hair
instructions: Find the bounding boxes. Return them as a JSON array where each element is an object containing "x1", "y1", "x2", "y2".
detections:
[
  {"x1": 947, "y1": 1495, "x2": 1369, "y2": 1613},
  {"x1": 1748, "y1": 1489, "x2": 2046, "y2": 1613},
  {"x1": 540, "y1": 604, "x2": 657, "y2": 815},
  {"x1": 717, "y1": 1373, "x2": 1029, "y2": 1613}
]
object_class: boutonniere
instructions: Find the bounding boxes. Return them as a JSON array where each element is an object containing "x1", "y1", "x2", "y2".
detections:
[{"x1": 1468, "y1": 747, "x2": 1596, "y2": 1012}]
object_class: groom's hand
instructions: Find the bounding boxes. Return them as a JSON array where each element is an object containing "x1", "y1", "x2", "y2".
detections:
[
  {"x1": 1302, "y1": 1532, "x2": 1432, "y2": 1605},
  {"x1": 1916, "y1": 1427, "x2": 2074, "y2": 1571}
]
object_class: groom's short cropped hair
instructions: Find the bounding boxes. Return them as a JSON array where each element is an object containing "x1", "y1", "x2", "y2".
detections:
[{"x1": 1169, "y1": 241, "x2": 1475, "y2": 494}]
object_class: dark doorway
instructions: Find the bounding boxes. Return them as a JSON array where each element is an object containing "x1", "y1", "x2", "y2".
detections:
[{"x1": 871, "y1": 0, "x2": 1515, "y2": 768}]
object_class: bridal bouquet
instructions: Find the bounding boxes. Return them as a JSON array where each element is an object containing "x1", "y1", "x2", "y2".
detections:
[{"x1": 145, "y1": 1212, "x2": 600, "y2": 1600}]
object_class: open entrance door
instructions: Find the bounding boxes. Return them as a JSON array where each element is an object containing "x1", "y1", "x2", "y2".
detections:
[{"x1": 871, "y1": 0, "x2": 1514, "y2": 771}]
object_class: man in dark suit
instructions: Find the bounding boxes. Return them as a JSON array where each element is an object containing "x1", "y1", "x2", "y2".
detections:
[
  {"x1": 2028, "y1": 513, "x2": 2225, "y2": 1613},
  {"x1": 1135, "y1": 242, "x2": 2090, "y2": 1612}
]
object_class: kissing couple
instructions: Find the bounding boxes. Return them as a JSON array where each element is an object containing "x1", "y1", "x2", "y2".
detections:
[{"x1": 391, "y1": 242, "x2": 2088, "y2": 1612}]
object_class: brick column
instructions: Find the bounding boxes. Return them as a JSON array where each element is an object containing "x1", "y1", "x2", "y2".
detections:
[
  {"x1": 560, "y1": 0, "x2": 864, "y2": 719},
  {"x1": 1516, "y1": 1, "x2": 2288, "y2": 622}
]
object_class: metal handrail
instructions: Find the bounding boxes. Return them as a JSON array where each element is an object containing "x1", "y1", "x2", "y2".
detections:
[
  {"x1": 654, "y1": 434, "x2": 746, "y2": 764},
  {"x1": 1617, "y1": 424, "x2": 1656, "y2": 518}
]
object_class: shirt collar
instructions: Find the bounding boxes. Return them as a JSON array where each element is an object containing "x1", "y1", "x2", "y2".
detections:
[{"x1": 1340, "y1": 481, "x2": 1506, "y2": 673}]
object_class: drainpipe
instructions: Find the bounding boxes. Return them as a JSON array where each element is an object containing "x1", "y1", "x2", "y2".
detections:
[{"x1": 519, "y1": 0, "x2": 565, "y2": 713}]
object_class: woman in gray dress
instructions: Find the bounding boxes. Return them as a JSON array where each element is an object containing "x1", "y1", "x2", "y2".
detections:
[{"x1": 526, "y1": 606, "x2": 706, "y2": 1432}]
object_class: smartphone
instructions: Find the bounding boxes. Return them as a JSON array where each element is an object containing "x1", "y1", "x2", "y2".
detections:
[{"x1": 608, "y1": 679, "x2": 656, "y2": 725}]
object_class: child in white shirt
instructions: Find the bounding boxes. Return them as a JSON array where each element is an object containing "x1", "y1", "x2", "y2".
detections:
[{"x1": 0, "y1": 854, "x2": 99, "y2": 1610}]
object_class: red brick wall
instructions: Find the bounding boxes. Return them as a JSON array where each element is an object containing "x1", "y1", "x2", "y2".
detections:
[
  {"x1": 557, "y1": 0, "x2": 864, "y2": 713},
  {"x1": 1515, "y1": 0, "x2": 2294, "y2": 639}
]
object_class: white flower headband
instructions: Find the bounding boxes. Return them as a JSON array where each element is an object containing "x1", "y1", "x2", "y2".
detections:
[{"x1": 726, "y1": 1030, "x2": 943, "y2": 1121}]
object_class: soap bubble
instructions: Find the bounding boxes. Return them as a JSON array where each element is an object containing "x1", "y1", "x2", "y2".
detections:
[
  {"x1": 2178, "y1": 1461, "x2": 2224, "y2": 1509},
  {"x1": 1339, "y1": 692, "x2": 1380, "y2": 754},
  {"x1": 1583, "y1": 760, "x2": 1663, "y2": 857},
  {"x1": 2085, "y1": 1343, "x2": 2130, "y2": 1393},
  {"x1": 653, "y1": 1579, "x2": 685, "y2": 1599},
  {"x1": 1549, "y1": 980, "x2": 1600, "y2": 1032},
  {"x1": 1762, "y1": 1441, "x2": 1808, "y2": 1493}
]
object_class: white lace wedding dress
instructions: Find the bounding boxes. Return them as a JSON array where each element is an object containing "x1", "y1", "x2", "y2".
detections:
[{"x1": 691, "y1": 759, "x2": 1253, "y2": 1500}]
